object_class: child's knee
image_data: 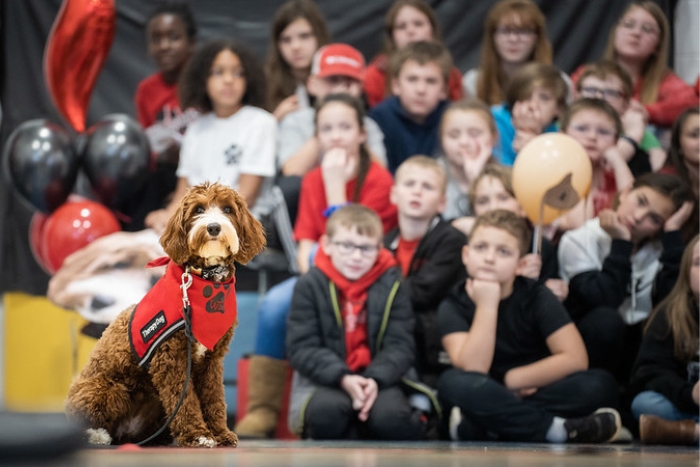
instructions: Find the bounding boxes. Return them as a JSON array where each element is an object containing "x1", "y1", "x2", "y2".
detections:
[
  {"x1": 631, "y1": 391, "x2": 674, "y2": 420},
  {"x1": 577, "y1": 369, "x2": 620, "y2": 407},
  {"x1": 257, "y1": 280, "x2": 296, "y2": 331},
  {"x1": 438, "y1": 369, "x2": 492, "y2": 403}
]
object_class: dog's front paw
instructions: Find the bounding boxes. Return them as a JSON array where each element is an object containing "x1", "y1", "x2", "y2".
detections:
[
  {"x1": 177, "y1": 434, "x2": 216, "y2": 448},
  {"x1": 214, "y1": 429, "x2": 238, "y2": 447},
  {"x1": 195, "y1": 436, "x2": 217, "y2": 448},
  {"x1": 86, "y1": 428, "x2": 112, "y2": 445}
]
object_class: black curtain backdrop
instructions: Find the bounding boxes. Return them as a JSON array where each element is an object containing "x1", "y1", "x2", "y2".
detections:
[{"x1": 0, "y1": 0, "x2": 678, "y2": 294}]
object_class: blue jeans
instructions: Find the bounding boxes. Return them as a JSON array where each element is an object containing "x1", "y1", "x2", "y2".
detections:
[
  {"x1": 253, "y1": 244, "x2": 317, "y2": 359},
  {"x1": 631, "y1": 391, "x2": 699, "y2": 422},
  {"x1": 253, "y1": 276, "x2": 298, "y2": 359}
]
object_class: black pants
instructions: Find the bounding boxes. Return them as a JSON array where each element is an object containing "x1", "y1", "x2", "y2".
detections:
[
  {"x1": 618, "y1": 321, "x2": 645, "y2": 386},
  {"x1": 303, "y1": 386, "x2": 424, "y2": 441},
  {"x1": 437, "y1": 369, "x2": 619, "y2": 442},
  {"x1": 575, "y1": 306, "x2": 626, "y2": 375}
]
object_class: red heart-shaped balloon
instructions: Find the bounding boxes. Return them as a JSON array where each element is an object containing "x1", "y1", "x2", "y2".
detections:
[{"x1": 44, "y1": 0, "x2": 116, "y2": 133}]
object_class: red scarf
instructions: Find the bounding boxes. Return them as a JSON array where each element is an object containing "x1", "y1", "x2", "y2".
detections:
[
  {"x1": 129, "y1": 258, "x2": 237, "y2": 367},
  {"x1": 315, "y1": 247, "x2": 397, "y2": 372}
]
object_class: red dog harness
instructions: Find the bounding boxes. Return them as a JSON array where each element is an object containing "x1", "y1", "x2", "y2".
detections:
[{"x1": 129, "y1": 258, "x2": 237, "y2": 367}]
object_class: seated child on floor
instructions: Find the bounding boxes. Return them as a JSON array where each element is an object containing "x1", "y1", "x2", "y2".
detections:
[
  {"x1": 629, "y1": 235, "x2": 699, "y2": 446},
  {"x1": 286, "y1": 204, "x2": 427, "y2": 440},
  {"x1": 384, "y1": 156, "x2": 467, "y2": 387},
  {"x1": 558, "y1": 173, "x2": 695, "y2": 380},
  {"x1": 437, "y1": 209, "x2": 621, "y2": 443}
]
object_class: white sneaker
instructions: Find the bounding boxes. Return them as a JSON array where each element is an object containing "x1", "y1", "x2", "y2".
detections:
[{"x1": 449, "y1": 406, "x2": 462, "y2": 441}]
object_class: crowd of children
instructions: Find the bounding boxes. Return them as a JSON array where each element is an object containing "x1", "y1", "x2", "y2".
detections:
[{"x1": 128, "y1": 0, "x2": 699, "y2": 445}]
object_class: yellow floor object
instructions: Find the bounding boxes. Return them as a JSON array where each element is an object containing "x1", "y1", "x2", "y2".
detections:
[{"x1": 3, "y1": 292, "x2": 96, "y2": 411}]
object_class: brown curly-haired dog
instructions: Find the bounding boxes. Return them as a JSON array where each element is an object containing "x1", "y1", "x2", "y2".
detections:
[{"x1": 65, "y1": 182, "x2": 265, "y2": 447}]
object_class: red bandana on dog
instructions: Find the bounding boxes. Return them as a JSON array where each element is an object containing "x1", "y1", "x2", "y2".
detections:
[{"x1": 129, "y1": 258, "x2": 237, "y2": 367}]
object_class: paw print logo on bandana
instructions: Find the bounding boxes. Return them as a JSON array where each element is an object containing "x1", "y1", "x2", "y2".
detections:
[{"x1": 203, "y1": 283, "x2": 231, "y2": 314}]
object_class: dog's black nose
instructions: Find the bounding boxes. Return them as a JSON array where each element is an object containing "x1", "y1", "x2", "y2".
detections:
[{"x1": 207, "y1": 223, "x2": 221, "y2": 236}]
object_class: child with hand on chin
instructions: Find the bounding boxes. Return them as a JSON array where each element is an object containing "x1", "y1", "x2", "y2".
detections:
[
  {"x1": 467, "y1": 164, "x2": 568, "y2": 302},
  {"x1": 559, "y1": 173, "x2": 695, "y2": 381},
  {"x1": 437, "y1": 209, "x2": 621, "y2": 443},
  {"x1": 437, "y1": 99, "x2": 498, "y2": 228}
]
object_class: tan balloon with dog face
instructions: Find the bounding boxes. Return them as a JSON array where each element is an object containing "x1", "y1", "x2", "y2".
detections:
[{"x1": 512, "y1": 133, "x2": 592, "y2": 225}]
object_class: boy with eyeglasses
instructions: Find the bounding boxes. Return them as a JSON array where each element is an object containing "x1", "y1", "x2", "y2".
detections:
[
  {"x1": 286, "y1": 204, "x2": 429, "y2": 440},
  {"x1": 554, "y1": 98, "x2": 635, "y2": 234},
  {"x1": 575, "y1": 61, "x2": 665, "y2": 175}
]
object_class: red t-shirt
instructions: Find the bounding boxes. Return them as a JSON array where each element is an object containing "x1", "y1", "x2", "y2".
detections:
[
  {"x1": 363, "y1": 54, "x2": 464, "y2": 108},
  {"x1": 395, "y1": 237, "x2": 420, "y2": 277},
  {"x1": 134, "y1": 72, "x2": 200, "y2": 166},
  {"x1": 134, "y1": 73, "x2": 181, "y2": 129},
  {"x1": 294, "y1": 161, "x2": 398, "y2": 242}
]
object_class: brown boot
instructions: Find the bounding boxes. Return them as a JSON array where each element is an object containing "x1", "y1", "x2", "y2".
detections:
[
  {"x1": 234, "y1": 355, "x2": 288, "y2": 439},
  {"x1": 639, "y1": 414, "x2": 698, "y2": 445}
]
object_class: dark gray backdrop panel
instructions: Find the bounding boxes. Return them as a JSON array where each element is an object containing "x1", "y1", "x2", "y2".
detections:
[{"x1": 0, "y1": 0, "x2": 676, "y2": 294}]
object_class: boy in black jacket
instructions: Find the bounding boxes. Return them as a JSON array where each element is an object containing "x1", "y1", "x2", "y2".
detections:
[
  {"x1": 286, "y1": 204, "x2": 427, "y2": 440},
  {"x1": 384, "y1": 156, "x2": 467, "y2": 387}
]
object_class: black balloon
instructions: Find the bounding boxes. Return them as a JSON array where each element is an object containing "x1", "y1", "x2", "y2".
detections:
[
  {"x1": 82, "y1": 114, "x2": 150, "y2": 212},
  {"x1": 2, "y1": 119, "x2": 79, "y2": 213}
]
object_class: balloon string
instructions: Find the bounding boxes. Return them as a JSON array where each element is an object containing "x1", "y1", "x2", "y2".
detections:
[{"x1": 532, "y1": 199, "x2": 544, "y2": 256}]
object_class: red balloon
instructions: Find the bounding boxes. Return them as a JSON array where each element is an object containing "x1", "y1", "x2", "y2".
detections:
[
  {"x1": 41, "y1": 199, "x2": 121, "y2": 274},
  {"x1": 29, "y1": 212, "x2": 52, "y2": 274},
  {"x1": 44, "y1": 0, "x2": 116, "y2": 132}
]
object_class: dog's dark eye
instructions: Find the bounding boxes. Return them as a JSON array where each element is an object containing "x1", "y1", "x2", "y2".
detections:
[
  {"x1": 223, "y1": 206, "x2": 233, "y2": 214},
  {"x1": 194, "y1": 206, "x2": 205, "y2": 214}
]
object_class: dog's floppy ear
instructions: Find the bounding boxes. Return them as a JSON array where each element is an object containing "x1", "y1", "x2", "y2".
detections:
[
  {"x1": 234, "y1": 196, "x2": 266, "y2": 265},
  {"x1": 160, "y1": 199, "x2": 190, "y2": 265}
]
